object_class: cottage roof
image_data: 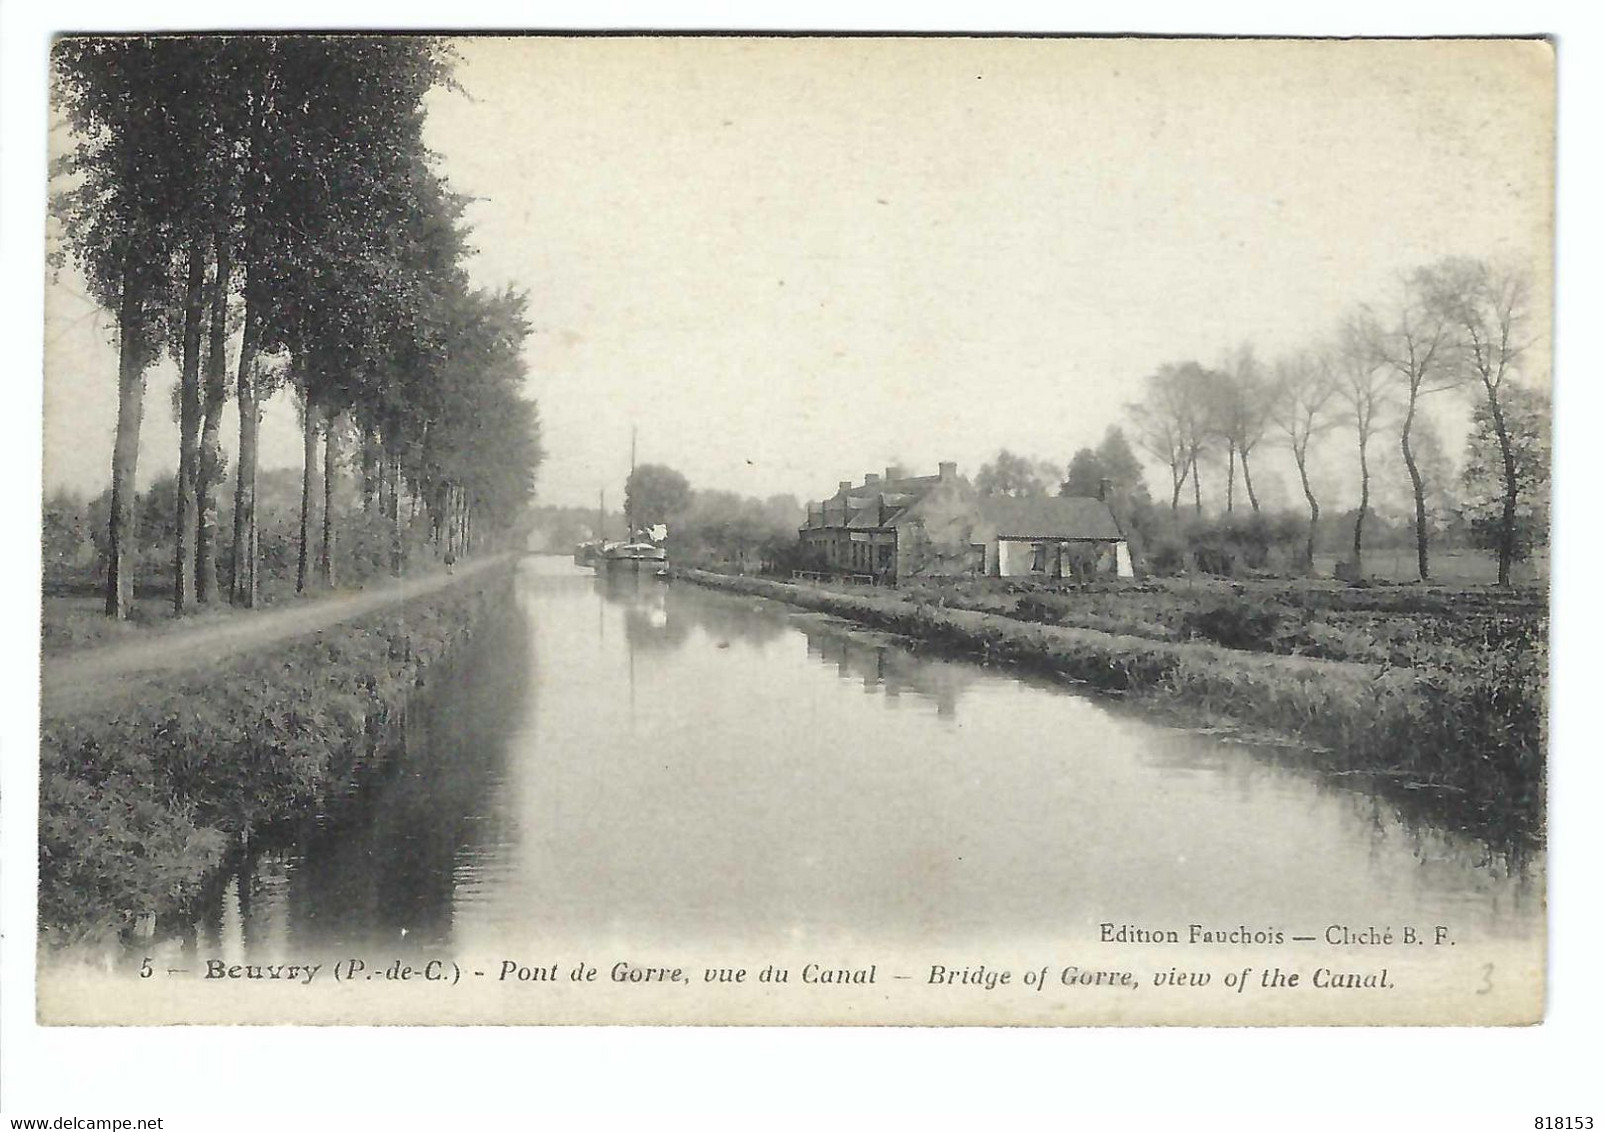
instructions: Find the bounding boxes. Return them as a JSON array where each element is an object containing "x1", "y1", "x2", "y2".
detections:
[
  {"x1": 979, "y1": 496, "x2": 1124, "y2": 540},
  {"x1": 826, "y1": 475, "x2": 939, "y2": 504},
  {"x1": 846, "y1": 500, "x2": 918, "y2": 529},
  {"x1": 805, "y1": 479, "x2": 941, "y2": 530}
]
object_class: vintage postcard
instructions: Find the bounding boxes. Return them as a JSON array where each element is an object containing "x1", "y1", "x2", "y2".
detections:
[{"x1": 36, "y1": 33, "x2": 1552, "y2": 1027}]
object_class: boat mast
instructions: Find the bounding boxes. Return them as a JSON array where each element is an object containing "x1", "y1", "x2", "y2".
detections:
[{"x1": 626, "y1": 425, "x2": 637, "y2": 540}]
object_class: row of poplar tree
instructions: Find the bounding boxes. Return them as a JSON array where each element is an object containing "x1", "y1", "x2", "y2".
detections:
[{"x1": 51, "y1": 35, "x2": 541, "y2": 619}]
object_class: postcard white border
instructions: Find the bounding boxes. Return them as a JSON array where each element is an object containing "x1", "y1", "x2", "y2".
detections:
[{"x1": 3, "y1": 1, "x2": 1600, "y2": 1123}]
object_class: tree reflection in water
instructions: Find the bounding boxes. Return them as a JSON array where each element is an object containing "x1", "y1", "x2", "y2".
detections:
[
  {"x1": 796, "y1": 615, "x2": 977, "y2": 719},
  {"x1": 180, "y1": 602, "x2": 533, "y2": 961},
  {"x1": 155, "y1": 564, "x2": 1541, "y2": 970}
]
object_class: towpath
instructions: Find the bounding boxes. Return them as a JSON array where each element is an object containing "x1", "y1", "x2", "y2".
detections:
[{"x1": 40, "y1": 555, "x2": 513, "y2": 720}]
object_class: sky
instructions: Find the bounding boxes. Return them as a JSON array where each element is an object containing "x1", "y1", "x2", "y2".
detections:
[{"x1": 42, "y1": 36, "x2": 1553, "y2": 512}]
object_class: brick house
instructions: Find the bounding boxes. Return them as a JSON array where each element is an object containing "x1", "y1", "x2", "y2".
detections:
[{"x1": 798, "y1": 463, "x2": 1133, "y2": 582}]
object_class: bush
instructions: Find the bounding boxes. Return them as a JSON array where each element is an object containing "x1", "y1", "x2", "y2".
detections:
[
  {"x1": 1180, "y1": 599, "x2": 1282, "y2": 651},
  {"x1": 1147, "y1": 539, "x2": 1187, "y2": 576},
  {"x1": 1190, "y1": 540, "x2": 1235, "y2": 576}
]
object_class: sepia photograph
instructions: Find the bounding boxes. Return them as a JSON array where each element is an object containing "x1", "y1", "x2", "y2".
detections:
[{"x1": 29, "y1": 31, "x2": 1554, "y2": 1034}]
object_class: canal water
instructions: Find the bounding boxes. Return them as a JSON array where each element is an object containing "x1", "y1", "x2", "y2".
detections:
[
  {"x1": 176, "y1": 556, "x2": 1542, "y2": 966},
  {"x1": 72, "y1": 554, "x2": 1539, "y2": 1026}
]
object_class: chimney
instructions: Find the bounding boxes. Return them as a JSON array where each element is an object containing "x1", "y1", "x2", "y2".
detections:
[
  {"x1": 865, "y1": 472, "x2": 881, "y2": 487},
  {"x1": 838, "y1": 480, "x2": 852, "y2": 493},
  {"x1": 1097, "y1": 477, "x2": 1112, "y2": 502},
  {"x1": 939, "y1": 461, "x2": 957, "y2": 481},
  {"x1": 885, "y1": 465, "x2": 905, "y2": 482}
]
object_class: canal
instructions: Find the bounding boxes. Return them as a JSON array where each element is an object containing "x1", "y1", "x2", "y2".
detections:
[{"x1": 122, "y1": 556, "x2": 1544, "y2": 1022}]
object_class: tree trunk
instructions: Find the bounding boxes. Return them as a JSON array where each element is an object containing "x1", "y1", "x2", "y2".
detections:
[
  {"x1": 1488, "y1": 391, "x2": 1519, "y2": 587},
  {"x1": 1294, "y1": 445, "x2": 1319, "y2": 573},
  {"x1": 320, "y1": 408, "x2": 338, "y2": 587},
  {"x1": 361, "y1": 430, "x2": 379, "y2": 514},
  {"x1": 1353, "y1": 432, "x2": 1370, "y2": 576},
  {"x1": 390, "y1": 456, "x2": 405, "y2": 576},
  {"x1": 174, "y1": 234, "x2": 206, "y2": 615},
  {"x1": 1169, "y1": 462, "x2": 1185, "y2": 511},
  {"x1": 1225, "y1": 442, "x2": 1236, "y2": 513},
  {"x1": 196, "y1": 226, "x2": 231, "y2": 604},
  {"x1": 230, "y1": 283, "x2": 261, "y2": 608},
  {"x1": 105, "y1": 256, "x2": 148, "y2": 620},
  {"x1": 1190, "y1": 452, "x2": 1202, "y2": 515},
  {"x1": 297, "y1": 397, "x2": 319, "y2": 593},
  {"x1": 1400, "y1": 392, "x2": 1430, "y2": 582},
  {"x1": 1240, "y1": 447, "x2": 1260, "y2": 513}
]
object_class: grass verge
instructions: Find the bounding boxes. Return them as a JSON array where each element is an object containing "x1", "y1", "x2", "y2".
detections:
[{"x1": 37, "y1": 566, "x2": 514, "y2": 947}]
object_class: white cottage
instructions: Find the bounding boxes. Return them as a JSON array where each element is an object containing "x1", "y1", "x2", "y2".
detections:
[{"x1": 973, "y1": 496, "x2": 1134, "y2": 579}]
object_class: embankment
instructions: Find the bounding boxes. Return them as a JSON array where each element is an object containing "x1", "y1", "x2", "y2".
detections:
[
  {"x1": 680, "y1": 570, "x2": 1544, "y2": 845},
  {"x1": 38, "y1": 563, "x2": 516, "y2": 946}
]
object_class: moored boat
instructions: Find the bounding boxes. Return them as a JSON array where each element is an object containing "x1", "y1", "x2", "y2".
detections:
[{"x1": 601, "y1": 540, "x2": 668, "y2": 577}]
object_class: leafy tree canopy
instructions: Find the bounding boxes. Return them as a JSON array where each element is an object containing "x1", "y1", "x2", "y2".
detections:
[
  {"x1": 1461, "y1": 383, "x2": 1549, "y2": 561},
  {"x1": 626, "y1": 463, "x2": 692, "y2": 530}
]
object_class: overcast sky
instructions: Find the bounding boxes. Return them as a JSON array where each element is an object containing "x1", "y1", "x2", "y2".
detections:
[{"x1": 43, "y1": 36, "x2": 1552, "y2": 511}]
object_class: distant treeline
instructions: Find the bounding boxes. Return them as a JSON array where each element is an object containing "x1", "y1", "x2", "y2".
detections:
[
  {"x1": 618, "y1": 464, "x2": 805, "y2": 572},
  {"x1": 51, "y1": 36, "x2": 542, "y2": 619},
  {"x1": 965, "y1": 256, "x2": 1549, "y2": 586},
  {"x1": 524, "y1": 504, "x2": 626, "y2": 553},
  {"x1": 43, "y1": 466, "x2": 466, "y2": 605},
  {"x1": 1119, "y1": 258, "x2": 1547, "y2": 585}
]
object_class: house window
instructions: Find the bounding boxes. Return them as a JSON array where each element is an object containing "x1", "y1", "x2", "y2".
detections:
[
  {"x1": 970, "y1": 544, "x2": 986, "y2": 573},
  {"x1": 1031, "y1": 542, "x2": 1047, "y2": 573}
]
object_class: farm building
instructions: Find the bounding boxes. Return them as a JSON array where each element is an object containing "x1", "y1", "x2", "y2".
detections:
[{"x1": 798, "y1": 463, "x2": 1133, "y2": 583}]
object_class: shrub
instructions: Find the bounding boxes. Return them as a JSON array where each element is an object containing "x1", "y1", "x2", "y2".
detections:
[
  {"x1": 1180, "y1": 599, "x2": 1282, "y2": 651},
  {"x1": 1147, "y1": 539, "x2": 1187, "y2": 576},
  {"x1": 1189, "y1": 537, "x2": 1235, "y2": 577}
]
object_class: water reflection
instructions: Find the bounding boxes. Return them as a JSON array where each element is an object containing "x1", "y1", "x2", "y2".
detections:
[
  {"x1": 797, "y1": 616, "x2": 976, "y2": 718},
  {"x1": 784, "y1": 597, "x2": 1539, "y2": 867},
  {"x1": 597, "y1": 574, "x2": 691, "y2": 655},
  {"x1": 167, "y1": 558, "x2": 1541, "y2": 962},
  {"x1": 175, "y1": 600, "x2": 533, "y2": 961}
]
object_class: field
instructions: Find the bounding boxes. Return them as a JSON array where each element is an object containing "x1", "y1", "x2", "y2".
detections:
[
  {"x1": 40, "y1": 556, "x2": 457, "y2": 656},
  {"x1": 891, "y1": 569, "x2": 1546, "y2": 671},
  {"x1": 1309, "y1": 549, "x2": 1548, "y2": 587}
]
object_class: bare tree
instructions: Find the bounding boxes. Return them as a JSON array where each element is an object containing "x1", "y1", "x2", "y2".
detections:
[
  {"x1": 1420, "y1": 257, "x2": 1537, "y2": 586},
  {"x1": 1335, "y1": 311, "x2": 1392, "y2": 577},
  {"x1": 1367, "y1": 270, "x2": 1462, "y2": 581},
  {"x1": 1272, "y1": 347, "x2": 1340, "y2": 571},
  {"x1": 1211, "y1": 343, "x2": 1274, "y2": 513},
  {"x1": 1129, "y1": 362, "x2": 1208, "y2": 512}
]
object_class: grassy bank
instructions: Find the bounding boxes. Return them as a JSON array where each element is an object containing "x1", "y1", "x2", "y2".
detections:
[
  {"x1": 681, "y1": 570, "x2": 1545, "y2": 846},
  {"x1": 892, "y1": 573, "x2": 1545, "y2": 669},
  {"x1": 38, "y1": 565, "x2": 514, "y2": 946}
]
